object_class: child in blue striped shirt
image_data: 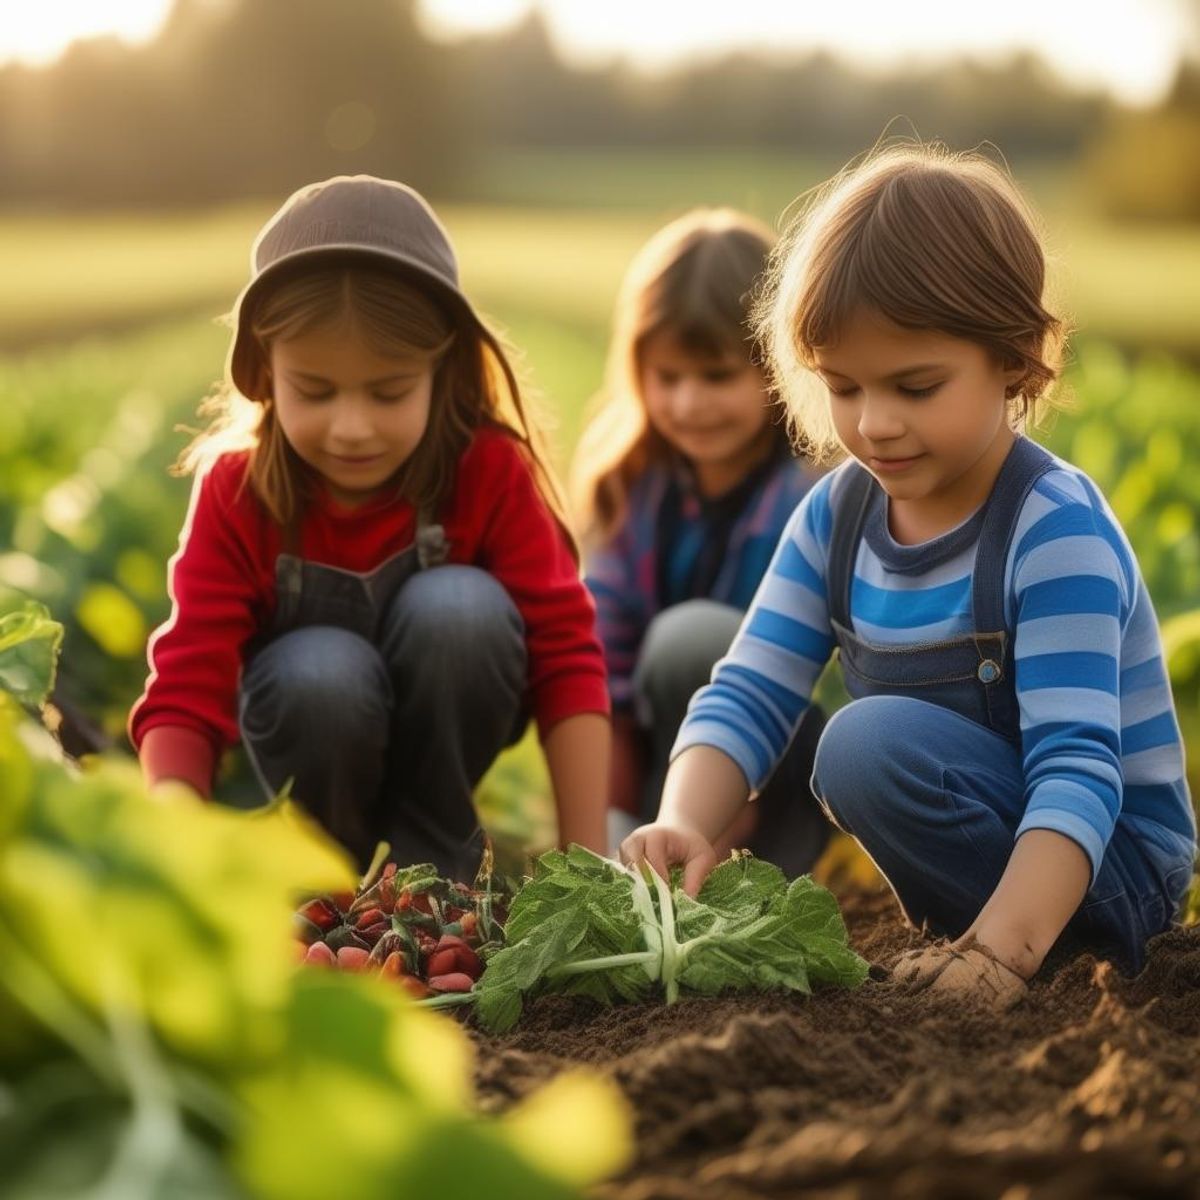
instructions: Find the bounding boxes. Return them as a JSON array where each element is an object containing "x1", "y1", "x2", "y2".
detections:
[
  {"x1": 571, "y1": 209, "x2": 826, "y2": 872},
  {"x1": 621, "y1": 146, "x2": 1195, "y2": 1005}
]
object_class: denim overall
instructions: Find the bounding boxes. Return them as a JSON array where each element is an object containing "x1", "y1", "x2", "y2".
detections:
[
  {"x1": 238, "y1": 511, "x2": 527, "y2": 879},
  {"x1": 813, "y1": 438, "x2": 1178, "y2": 972}
]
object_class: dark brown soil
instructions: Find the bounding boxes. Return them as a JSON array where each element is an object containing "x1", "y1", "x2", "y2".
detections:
[{"x1": 469, "y1": 885, "x2": 1200, "y2": 1200}]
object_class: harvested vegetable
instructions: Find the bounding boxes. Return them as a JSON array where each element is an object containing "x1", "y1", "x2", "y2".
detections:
[
  {"x1": 292, "y1": 847, "x2": 506, "y2": 991},
  {"x1": 471, "y1": 846, "x2": 870, "y2": 1033}
]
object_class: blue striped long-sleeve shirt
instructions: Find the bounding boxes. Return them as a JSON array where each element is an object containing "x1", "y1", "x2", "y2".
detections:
[{"x1": 674, "y1": 453, "x2": 1195, "y2": 882}]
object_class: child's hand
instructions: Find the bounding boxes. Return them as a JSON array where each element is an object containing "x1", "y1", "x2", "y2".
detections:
[
  {"x1": 891, "y1": 937, "x2": 1027, "y2": 1011},
  {"x1": 619, "y1": 823, "x2": 718, "y2": 898}
]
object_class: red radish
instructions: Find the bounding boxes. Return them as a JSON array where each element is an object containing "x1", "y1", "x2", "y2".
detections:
[
  {"x1": 431, "y1": 935, "x2": 482, "y2": 977},
  {"x1": 382, "y1": 863, "x2": 397, "y2": 880},
  {"x1": 336, "y1": 946, "x2": 372, "y2": 971},
  {"x1": 380, "y1": 951, "x2": 407, "y2": 979},
  {"x1": 355, "y1": 907, "x2": 386, "y2": 930},
  {"x1": 330, "y1": 891, "x2": 356, "y2": 912},
  {"x1": 428, "y1": 972, "x2": 475, "y2": 993},
  {"x1": 425, "y1": 948, "x2": 459, "y2": 978},
  {"x1": 298, "y1": 899, "x2": 340, "y2": 931},
  {"x1": 305, "y1": 941, "x2": 336, "y2": 967},
  {"x1": 359, "y1": 921, "x2": 389, "y2": 946},
  {"x1": 396, "y1": 888, "x2": 412, "y2": 913},
  {"x1": 429, "y1": 942, "x2": 483, "y2": 980}
]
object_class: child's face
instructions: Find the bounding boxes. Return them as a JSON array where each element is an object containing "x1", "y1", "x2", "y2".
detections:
[
  {"x1": 639, "y1": 329, "x2": 774, "y2": 497},
  {"x1": 814, "y1": 307, "x2": 1024, "y2": 533},
  {"x1": 269, "y1": 318, "x2": 434, "y2": 508}
]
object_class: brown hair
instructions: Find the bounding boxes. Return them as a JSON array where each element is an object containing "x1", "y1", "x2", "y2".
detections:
[
  {"x1": 569, "y1": 208, "x2": 790, "y2": 545},
  {"x1": 757, "y1": 142, "x2": 1069, "y2": 461},
  {"x1": 178, "y1": 261, "x2": 570, "y2": 548}
]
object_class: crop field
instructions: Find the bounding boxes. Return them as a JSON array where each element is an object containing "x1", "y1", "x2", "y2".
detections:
[{"x1": 1, "y1": 188, "x2": 1199, "y2": 1197}]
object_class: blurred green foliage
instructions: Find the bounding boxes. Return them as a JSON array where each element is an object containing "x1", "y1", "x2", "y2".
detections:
[{"x1": 0, "y1": 602, "x2": 632, "y2": 1197}]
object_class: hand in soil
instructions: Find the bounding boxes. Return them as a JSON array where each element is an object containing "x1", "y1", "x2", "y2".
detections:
[{"x1": 892, "y1": 941, "x2": 1027, "y2": 1010}]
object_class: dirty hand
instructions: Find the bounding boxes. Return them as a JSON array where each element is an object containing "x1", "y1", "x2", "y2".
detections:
[{"x1": 892, "y1": 937, "x2": 1028, "y2": 1011}]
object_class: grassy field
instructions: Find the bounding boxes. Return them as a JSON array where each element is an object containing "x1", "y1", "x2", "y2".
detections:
[{"x1": 4, "y1": 167, "x2": 1200, "y2": 358}]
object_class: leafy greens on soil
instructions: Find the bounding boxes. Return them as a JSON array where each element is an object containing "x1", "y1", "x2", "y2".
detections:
[{"x1": 473, "y1": 846, "x2": 869, "y2": 1033}]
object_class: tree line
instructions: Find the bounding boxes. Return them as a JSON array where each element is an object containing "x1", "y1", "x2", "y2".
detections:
[{"x1": 0, "y1": 0, "x2": 1196, "y2": 219}]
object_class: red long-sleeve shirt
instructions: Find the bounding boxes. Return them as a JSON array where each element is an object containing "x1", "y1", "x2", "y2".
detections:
[{"x1": 129, "y1": 425, "x2": 609, "y2": 788}]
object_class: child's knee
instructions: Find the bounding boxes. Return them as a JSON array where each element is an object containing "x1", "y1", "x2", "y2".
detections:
[
  {"x1": 383, "y1": 565, "x2": 525, "y2": 683},
  {"x1": 634, "y1": 600, "x2": 741, "y2": 717},
  {"x1": 812, "y1": 695, "x2": 932, "y2": 822},
  {"x1": 242, "y1": 626, "x2": 389, "y2": 728}
]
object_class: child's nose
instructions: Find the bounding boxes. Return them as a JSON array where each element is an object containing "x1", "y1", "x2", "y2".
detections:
[
  {"x1": 329, "y1": 397, "x2": 374, "y2": 442},
  {"x1": 857, "y1": 394, "x2": 904, "y2": 441},
  {"x1": 671, "y1": 378, "x2": 706, "y2": 421}
]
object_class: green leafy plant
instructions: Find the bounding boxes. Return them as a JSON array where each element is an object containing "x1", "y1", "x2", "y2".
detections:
[
  {"x1": 0, "y1": 599, "x2": 62, "y2": 709},
  {"x1": 466, "y1": 845, "x2": 869, "y2": 1034},
  {"x1": 0, "y1": 603, "x2": 632, "y2": 1199}
]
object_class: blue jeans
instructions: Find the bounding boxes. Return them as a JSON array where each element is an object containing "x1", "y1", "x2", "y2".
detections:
[
  {"x1": 239, "y1": 565, "x2": 527, "y2": 879},
  {"x1": 812, "y1": 695, "x2": 1193, "y2": 974}
]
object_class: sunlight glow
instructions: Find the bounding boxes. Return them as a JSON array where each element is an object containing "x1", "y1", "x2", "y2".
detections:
[
  {"x1": 0, "y1": 0, "x2": 1189, "y2": 106},
  {"x1": 2, "y1": 1, "x2": 171, "y2": 65},
  {"x1": 421, "y1": 0, "x2": 1189, "y2": 106}
]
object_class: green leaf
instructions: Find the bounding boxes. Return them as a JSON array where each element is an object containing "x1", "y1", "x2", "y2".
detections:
[
  {"x1": 235, "y1": 971, "x2": 629, "y2": 1200},
  {"x1": 0, "y1": 751, "x2": 355, "y2": 1068},
  {"x1": 473, "y1": 846, "x2": 866, "y2": 1031},
  {"x1": 0, "y1": 1062, "x2": 242, "y2": 1200},
  {"x1": 0, "y1": 600, "x2": 62, "y2": 708},
  {"x1": 695, "y1": 853, "x2": 787, "y2": 914}
]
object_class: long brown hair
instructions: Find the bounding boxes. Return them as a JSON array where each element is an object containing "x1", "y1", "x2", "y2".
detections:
[
  {"x1": 178, "y1": 261, "x2": 570, "y2": 548},
  {"x1": 569, "y1": 208, "x2": 789, "y2": 546},
  {"x1": 757, "y1": 142, "x2": 1069, "y2": 461}
]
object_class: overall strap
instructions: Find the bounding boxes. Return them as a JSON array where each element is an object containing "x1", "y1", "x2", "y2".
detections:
[
  {"x1": 415, "y1": 505, "x2": 450, "y2": 569},
  {"x1": 971, "y1": 437, "x2": 1057, "y2": 636},
  {"x1": 826, "y1": 464, "x2": 876, "y2": 630}
]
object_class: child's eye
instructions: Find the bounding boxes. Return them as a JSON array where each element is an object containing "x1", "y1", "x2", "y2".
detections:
[
  {"x1": 374, "y1": 391, "x2": 410, "y2": 404},
  {"x1": 298, "y1": 389, "x2": 333, "y2": 401},
  {"x1": 703, "y1": 369, "x2": 737, "y2": 384},
  {"x1": 828, "y1": 385, "x2": 859, "y2": 398},
  {"x1": 655, "y1": 370, "x2": 680, "y2": 387},
  {"x1": 899, "y1": 383, "x2": 941, "y2": 399}
]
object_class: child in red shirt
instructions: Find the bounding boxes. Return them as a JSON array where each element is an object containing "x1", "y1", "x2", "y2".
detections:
[{"x1": 129, "y1": 175, "x2": 610, "y2": 878}]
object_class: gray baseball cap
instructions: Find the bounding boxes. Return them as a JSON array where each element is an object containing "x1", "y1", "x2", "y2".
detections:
[{"x1": 229, "y1": 174, "x2": 478, "y2": 396}]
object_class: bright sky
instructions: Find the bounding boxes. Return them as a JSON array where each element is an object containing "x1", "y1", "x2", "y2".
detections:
[{"x1": 0, "y1": 0, "x2": 1193, "y2": 105}]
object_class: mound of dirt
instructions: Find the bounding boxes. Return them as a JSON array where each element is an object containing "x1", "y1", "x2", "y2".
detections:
[{"x1": 470, "y1": 887, "x2": 1200, "y2": 1199}]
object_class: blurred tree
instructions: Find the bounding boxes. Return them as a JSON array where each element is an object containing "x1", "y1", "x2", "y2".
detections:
[
  {"x1": 0, "y1": 0, "x2": 1183, "y2": 213},
  {"x1": 1082, "y1": 59, "x2": 1200, "y2": 222},
  {"x1": 0, "y1": 0, "x2": 457, "y2": 206}
]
